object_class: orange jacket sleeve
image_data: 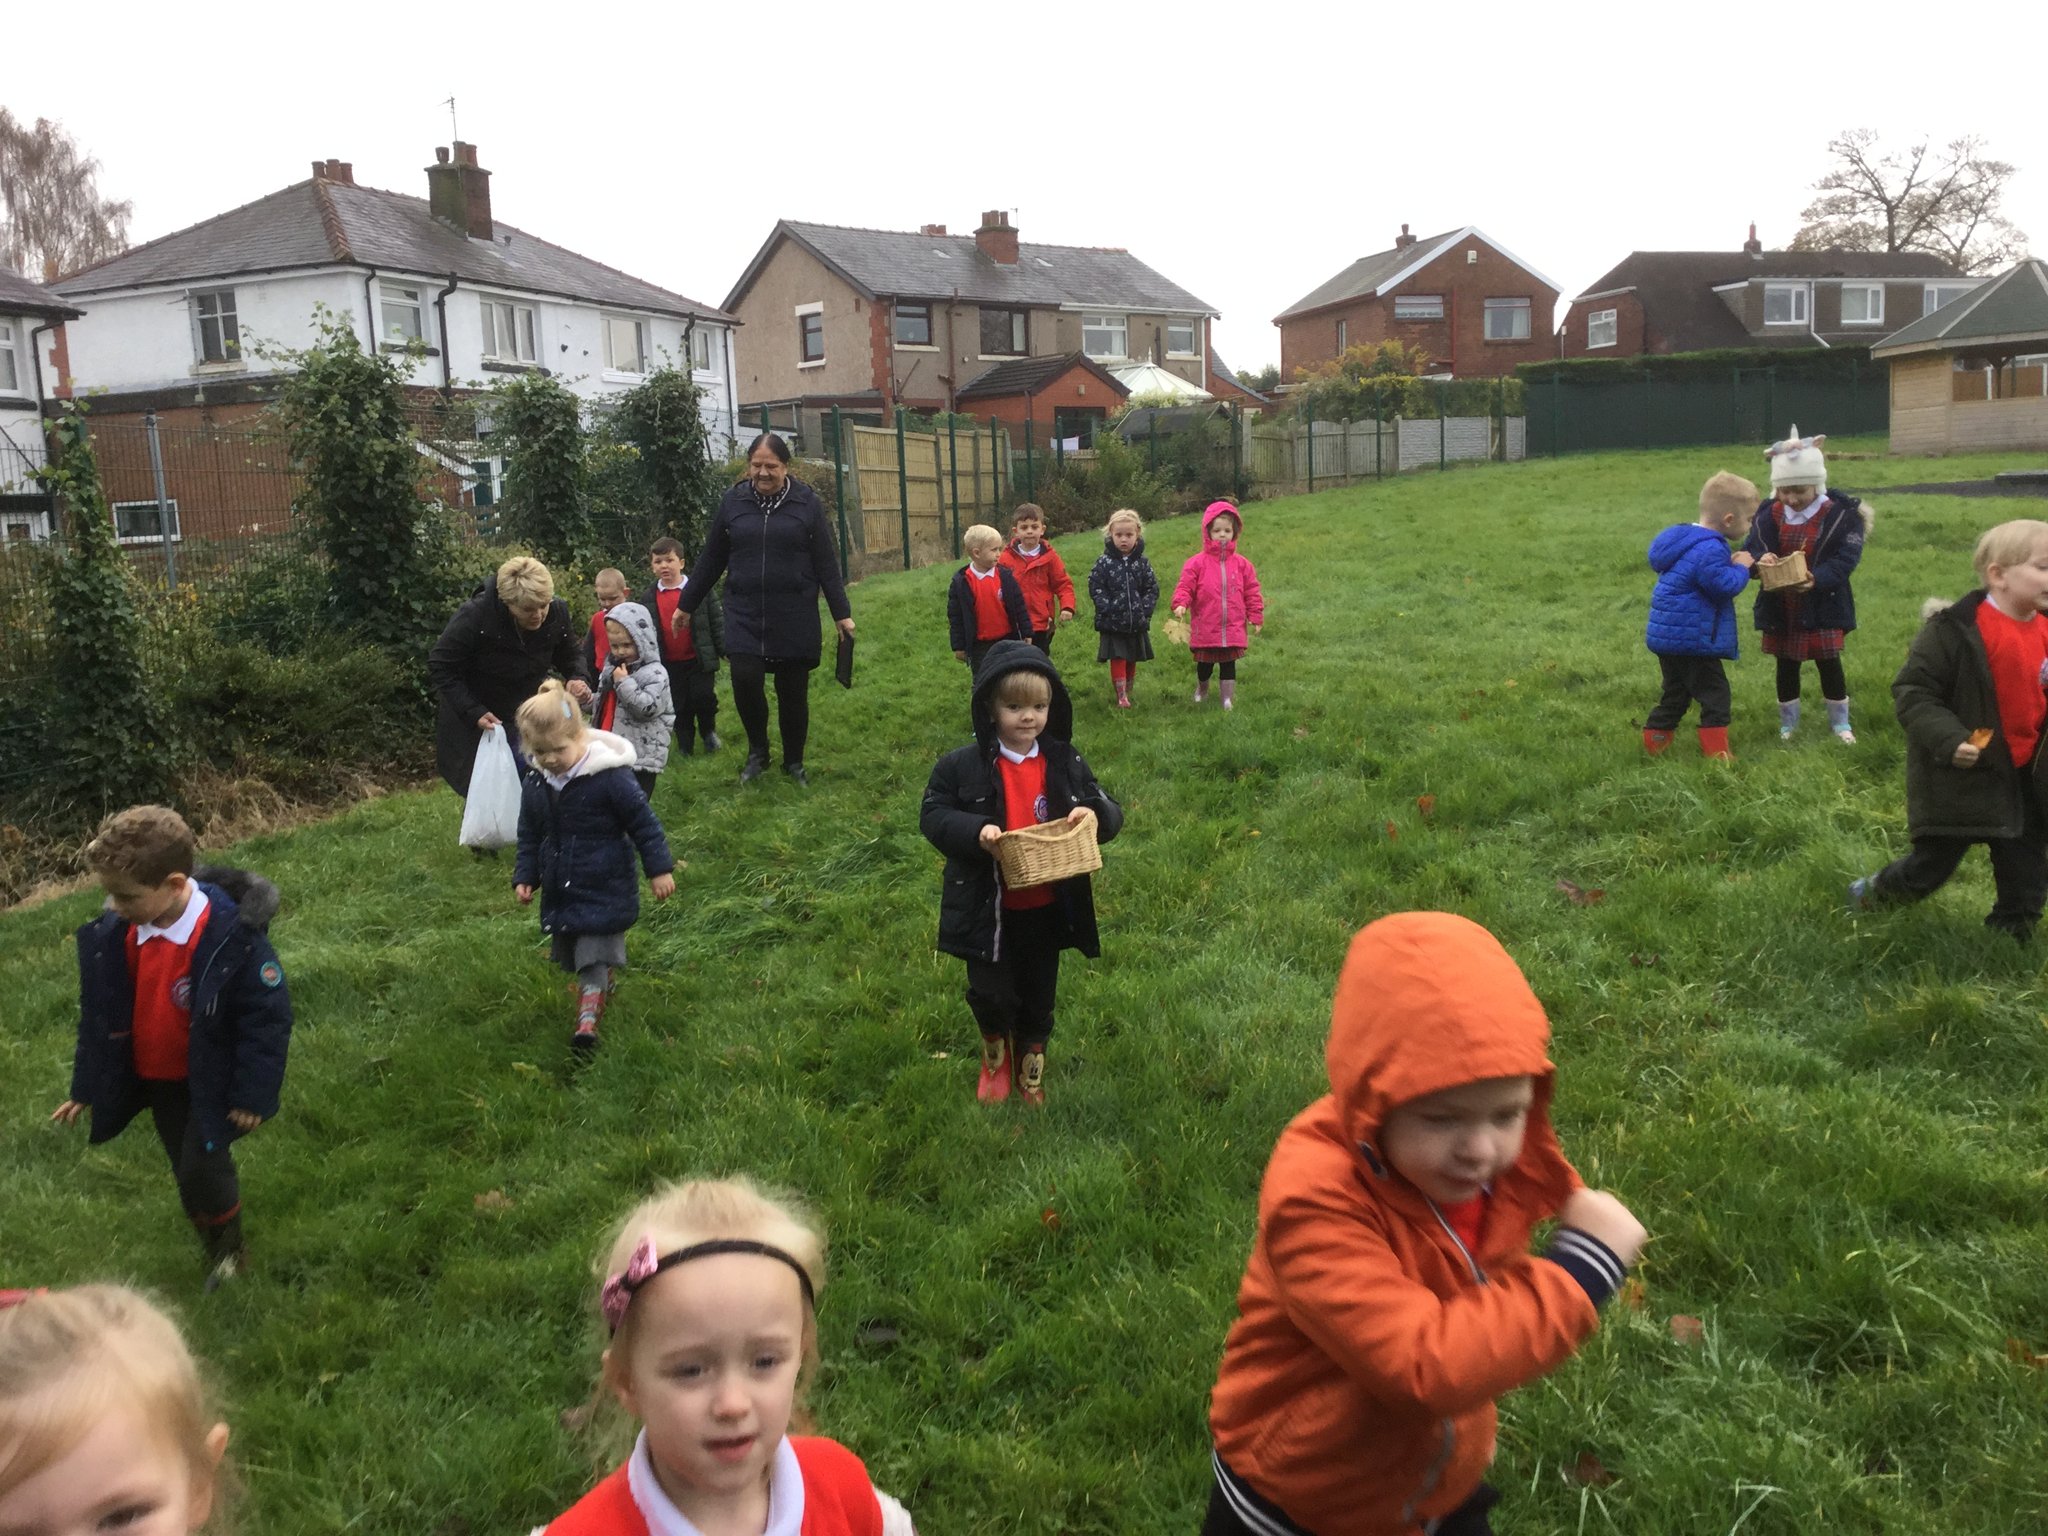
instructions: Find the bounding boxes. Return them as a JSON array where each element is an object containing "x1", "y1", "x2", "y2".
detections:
[{"x1": 1261, "y1": 1181, "x2": 1601, "y2": 1417}]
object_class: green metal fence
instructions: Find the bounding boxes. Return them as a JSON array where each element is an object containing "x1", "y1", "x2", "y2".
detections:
[{"x1": 1525, "y1": 362, "x2": 1887, "y2": 457}]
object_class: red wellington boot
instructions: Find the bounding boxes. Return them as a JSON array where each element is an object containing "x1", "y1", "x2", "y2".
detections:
[
  {"x1": 1698, "y1": 726, "x2": 1735, "y2": 761},
  {"x1": 1642, "y1": 727, "x2": 1673, "y2": 755},
  {"x1": 975, "y1": 1034, "x2": 1012, "y2": 1102},
  {"x1": 1017, "y1": 1043, "x2": 1047, "y2": 1107}
]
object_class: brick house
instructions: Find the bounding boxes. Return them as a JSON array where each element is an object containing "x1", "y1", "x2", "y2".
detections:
[
  {"x1": 1558, "y1": 227, "x2": 1982, "y2": 359},
  {"x1": 723, "y1": 212, "x2": 1217, "y2": 433},
  {"x1": 1, "y1": 268, "x2": 80, "y2": 540},
  {"x1": 1274, "y1": 225, "x2": 1560, "y2": 380},
  {"x1": 45, "y1": 144, "x2": 738, "y2": 543},
  {"x1": 953, "y1": 352, "x2": 1131, "y2": 449}
]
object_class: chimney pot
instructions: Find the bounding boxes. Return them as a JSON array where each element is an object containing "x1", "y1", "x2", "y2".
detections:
[
  {"x1": 435, "y1": 146, "x2": 451, "y2": 165},
  {"x1": 427, "y1": 143, "x2": 494, "y2": 240},
  {"x1": 920, "y1": 223, "x2": 948, "y2": 237},
  {"x1": 1742, "y1": 220, "x2": 1763, "y2": 257},
  {"x1": 975, "y1": 209, "x2": 1019, "y2": 265},
  {"x1": 1394, "y1": 223, "x2": 1417, "y2": 250}
]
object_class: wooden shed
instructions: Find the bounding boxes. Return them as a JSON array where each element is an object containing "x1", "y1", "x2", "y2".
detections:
[{"x1": 1873, "y1": 260, "x2": 2048, "y2": 455}]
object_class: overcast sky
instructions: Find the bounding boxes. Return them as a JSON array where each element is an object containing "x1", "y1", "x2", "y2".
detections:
[{"x1": 17, "y1": 0, "x2": 2041, "y2": 375}]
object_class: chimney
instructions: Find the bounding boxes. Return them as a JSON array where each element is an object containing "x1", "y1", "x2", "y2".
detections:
[
  {"x1": 920, "y1": 223, "x2": 948, "y2": 237},
  {"x1": 43, "y1": 257, "x2": 60, "y2": 284},
  {"x1": 1743, "y1": 221, "x2": 1763, "y2": 257},
  {"x1": 311, "y1": 158, "x2": 355, "y2": 186},
  {"x1": 975, "y1": 209, "x2": 1018, "y2": 265},
  {"x1": 426, "y1": 141, "x2": 494, "y2": 240},
  {"x1": 1393, "y1": 223, "x2": 1417, "y2": 250}
]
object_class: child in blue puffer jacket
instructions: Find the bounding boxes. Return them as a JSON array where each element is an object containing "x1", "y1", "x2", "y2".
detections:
[{"x1": 1642, "y1": 472, "x2": 1759, "y2": 759}]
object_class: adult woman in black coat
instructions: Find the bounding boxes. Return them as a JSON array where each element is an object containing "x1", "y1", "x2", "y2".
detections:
[
  {"x1": 428, "y1": 556, "x2": 591, "y2": 796},
  {"x1": 678, "y1": 433, "x2": 853, "y2": 786}
]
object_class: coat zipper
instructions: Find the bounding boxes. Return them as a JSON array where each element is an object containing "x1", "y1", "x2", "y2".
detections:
[{"x1": 1399, "y1": 1200, "x2": 1488, "y2": 1528}]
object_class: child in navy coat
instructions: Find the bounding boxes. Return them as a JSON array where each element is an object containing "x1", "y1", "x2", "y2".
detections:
[
  {"x1": 947, "y1": 523, "x2": 1032, "y2": 674},
  {"x1": 1088, "y1": 508, "x2": 1159, "y2": 708},
  {"x1": 1642, "y1": 472, "x2": 1759, "y2": 759}
]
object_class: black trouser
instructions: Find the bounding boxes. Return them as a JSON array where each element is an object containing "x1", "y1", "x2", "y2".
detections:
[
  {"x1": 968, "y1": 638, "x2": 1004, "y2": 674},
  {"x1": 142, "y1": 1080, "x2": 243, "y2": 1260},
  {"x1": 1197, "y1": 660, "x2": 1239, "y2": 683},
  {"x1": 663, "y1": 661, "x2": 719, "y2": 752},
  {"x1": 1872, "y1": 790, "x2": 2048, "y2": 938},
  {"x1": 964, "y1": 904, "x2": 1064, "y2": 1045},
  {"x1": 727, "y1": 655, "x2": 812, "y2": 767},
  {"x1": 1777, "y1": 656, "x2": 1848, "y2": 702},
  {"x1": 634, "y1": 770, "x2": 659, "y2": 801},
  {"x1": 1030, "y1": 628, "x2": 1055, "y2": 655},
  {"x1": 1202, "y1": 1469, "x2": 1499, "y2": 1536},
  {"x1": 1647, "y1": 654, "x2": 1732, "y2": 729}
]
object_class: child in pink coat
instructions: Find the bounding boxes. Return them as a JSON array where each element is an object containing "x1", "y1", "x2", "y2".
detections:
[{"x1": 1171, "y1": 501, "x2": 1265, "y2": 709}]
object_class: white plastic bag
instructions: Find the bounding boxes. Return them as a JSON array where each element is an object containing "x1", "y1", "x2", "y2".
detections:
[{"x1": 459, "y1": 725, "x2": 522, "y2": 849}]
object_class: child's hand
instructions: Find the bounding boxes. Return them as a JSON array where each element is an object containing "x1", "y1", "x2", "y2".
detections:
[
  {"x1": 1059, "y1": 608, "x2": 1075, "y2": 626},
  {"x1": 1065, "y1": 806, "x2": 1095, "y2": 827},
  {"x1": 613, "y1": 664, "x2": 629, "y2": 683},
  {"x1": 227, "y1": 1109, "x2": 263, "y2": 1132},
  {"x1": 515, "y1": 884, "x2": 535, "y2": 904},
  {"x1": 1557, "y1": 1187, "x2": 1647, "y2": 1267},
  {"x1": 567, "y1": 679, "x2": 593, "y2": 704},
  {"x1": 50, "y1": 1100, "x2": 86, "y2": 1126},
  {"x1": 978, "y1": 824, "x2": 1004, "y2": 850},
  {"x1": 954, "y1": 650, "x2": 969, "y2": 664},
  {"x1": 1250, "y1": 624, "x2": 1262, "y2": 638},
  {"x1": 1732, "y1": 552, "x2": 1756, "y2": 568},
  {"x1": 1952, "y1": 741, "x2": 1983, "y2": 768},
  {"x1": 1756, "y1": 553, "x2": 1778, "y2": 565},
  {"x1": 1172, "y1": 606, "x2": 1188, "y2": 619},
  {"x1": 650, "y1": 872, "x2": 676, "y2": 900}
]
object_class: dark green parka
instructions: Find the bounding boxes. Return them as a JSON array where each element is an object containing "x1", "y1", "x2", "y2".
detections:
[{"x1": 1893, "y1": 591, "x2": 2048, "y2": 839}]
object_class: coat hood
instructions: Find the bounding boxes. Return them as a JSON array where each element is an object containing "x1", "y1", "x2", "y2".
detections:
[
  {"x1": 1648, "y1": 521, "x2": 1727, "y2": 574},
  {"x1": 1327, "y1": 913, "x2": 1573, "y2": 1197},
  {"x1": 969, "y1": 640, "x2": 1073, "y2": 750},
  {"x1": 1100, "y1": 531, "x2": 1149, "y2": 558},
  {"x1": 192, "y1": 866, "x2": 280, "y2": 933},
  {"x1": 547, "y1": 728, "x2": 637, "y2": 778},
  {"x1": 1201, "y1": 500, "x2": 1243, "y2": 547},
  {"x1": 602, "y1": 601, "x2": 664, "y2": 670}
]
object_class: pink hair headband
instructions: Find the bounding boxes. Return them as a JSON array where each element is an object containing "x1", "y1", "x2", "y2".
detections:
[{"x1": 600, "y1": 1235, "x2": 816, "y2": 1334}]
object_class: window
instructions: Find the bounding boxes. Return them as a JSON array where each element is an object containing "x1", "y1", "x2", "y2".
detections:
[
  {"x1": 1053, "y1": 407, "x2": 1105, "y2": 449},
  {"x1": 1082, "y1": 314, "x2": 1127, "y2": 359},
  {"x1": 468, "y1": 459, "x2": 502, "y2": 509},
  {"x1": 604, "y1": 315, "x2": 648, "y2": 375},
  {"x1": 480, "y1": 298, "x2": 537, "y2": 362},
  {"x1": 979, "y1": 307, "x2": 1027, "y2": 356},
  {"x1": 1483, "y1": 297, "x2": 1532, "y2": 341},
  {"x1": 894, "y1": 302, "x2": 932, "y2": 347},
  {"x1": 1839, "y1": 284, "x2": 1884, "y2": 325},
  {"x1": 1924, "y1": 283, "x2": 1973, "y2": 315},
  {"x1": 1587, "y1": 308, "x2": 1618, "y2": 349},
  {"x1": 1335, "y1": 318, "x2": 1347, "y2": 352},
  {"x1": 1393, "y1": 295, "x2": 1444, "y2": 321},
  {"x1": 1166, "y1": 320, "x2": 1198, "y2": 356},
  {"x1": 190, "y1": 289, "x2": 240, "y2": 363},
  {"x1": 379, "y1": 281, "x2": 424, "y2": 344},
  {"x1": 112, "y1": 499, "x2": 180, "y2": 544},
  {"x1": 0, "y1": 320, "x2": 17, "y2": 392},
  {"x1": 798, "y1": 310, "x2": 824, "y2": 364},
  {"x1": 1763, "y1": 283, "x2": 1809, "y2": 325},
  {"x1": 691, "y1": 327, "x2": 718, "y2": 374}
]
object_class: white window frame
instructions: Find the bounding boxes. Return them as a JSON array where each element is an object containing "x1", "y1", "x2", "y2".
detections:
[
  {"x1": 795, "y1": 301, "x2": 825, "y2": 369},
  {"x1": 1839, "y1": 284, "x2": 1884, "y2": 326},
  {"x1": 3, "y1": 508, "x2": 51, "y2": 543},
  {"x1": 1335, "y1": 318, "x2": 1347, "y2": 352},
  {"x1": 1482, "y1": 297, "x2": 1532, "y2": 341},
  {"x1": 1924, "y1": 283, "x2": 1973, "y2": 316},
  {"x1": 112, "y1": 498, "x2": 181, "y2": 545},
  {"x1": 1763, "y1": 282, "x2": 1810, "y2": 326},
  {"x1": 480, "y1": 297, "x2": 538, "y2": 363},
  {"x1": 1393, "y1": 294, "x2": 1444, "y2": 322},
  {"x1": 378, "y1": 281, "x2": 425, "y2": 345},
  {"x1": 1082, "y1": 313, "x2": 1127, "y2": 360},
  {"x1": 0, "y1": 319, "x2": 19, "y2": 393},
  {"x1": 1165, "y1": 320, "x2": 1199, "y2": 357},
  {"x1": 1586, "y1": 308, "x2": 1618, "y2": 349},
  {"x1": 603, "y1": 314, "x2": 649, "y2": 378},
  {"x1": 189, "y1": 288, "x2": 241, "y2": 365},
  {"x1": 690, "y1": 327, "x2": 720, "y2": 375}
]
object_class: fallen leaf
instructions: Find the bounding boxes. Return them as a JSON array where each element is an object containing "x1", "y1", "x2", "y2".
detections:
[
  {"x1": 1556, "y1": 879, "x2": 1605, "y2": 906},
  {"x1": 1292, "y1": 726, "x2": 1310, "y2": 741},
  {"x1": 559, "y1": 1402, "x2": 595, "y2": 1433},
  {"x1": 1385, "y1": 821, "x2": 1400, "y2": 841},
  {"x1": 473, "y1": 1189, "x2": 513, "y2": 1213},
  {"x1": 1569, "y1": 1452, "x2": 1617, "y2": 1487},
  {"x1": 1041, "y1": 1207, "x2": 1062, "y2": 1231},
  {"x1": 1504, "y1": 678, "x2": 1518, "y2": 689},
  {"x1": 929, "y1": 1050, "x2": 950, "y2": 1059},
  {"x1": 1416, "y1": 795, "x2": 1436, "y2": 818},
  {"x1": 1670, "y1": 1314, "x2": 1706, "y2": 1346},
  {"x1": 2007, "y1": 1337, "x2": 2048, "y2": 1369},
  {"x1": 1248, "y1": 829, "x2": 1262, "y2": 838},
  {"x1": 510, "y1": 1062, "x2": 540, "y2": 1078},
  {"x1": 1617, "y1": 1276, "x2": 1648, "y2": 1313},
  {"x1": 1629, "y1": 952, "x2": 1660, "y2": 968}
]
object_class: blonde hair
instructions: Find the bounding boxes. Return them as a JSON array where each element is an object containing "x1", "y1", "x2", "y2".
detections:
[
  {"x1": 1698, "y1": 471, "x2": 1758, "y2": 527},
  {"x1": 84, "y1": 805, "x2": 196, "y2": 886},
  {"x1": 496, "y1": 556, "x2": 555, "y2": 609},
  {"x1": 1105, "y1": 508, "x2": 1143, "y2": 536},
  {"x1": 1973, "y1": 519, "x2": 2048, "y2": 581},
  {"x1": 0, "y1": 1285, "x2": 226, "y2": 1510},
  {"x1": 515, "y1": 679, "x2": 588, "y2": 753},
  {"x1": 994, "y1": 668, "x2": 1054, "y2": 709},
  {"x1": 593, "y1": 567, "x2": 627, "y2": 596},
  {"x1": 962, "y1": 524, "x2": 1003, "y2": 556}
]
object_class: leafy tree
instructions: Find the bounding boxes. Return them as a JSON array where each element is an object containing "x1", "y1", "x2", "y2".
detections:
[
  {"x1": 38, "y1": 406, "x2": 170, "y2": 806},
  {"x1": 488, "y1": 372, "x2": 591, "y2": 567},
  {"x1": 608, "y1": 367, "x2": 721, "y2": 558},
  {"x1": 1791, "y1": 130, "x2": 2028, "y2": 271},
  {"x1": 0, "y1": 110, "x2": 131, "y2": 277},
  {"x1": 272, "y1": 312, "x2": 443, "y2": 647},
  {"x1": 1240, "y1": 362, "x2": 1282, "y2": 393}
]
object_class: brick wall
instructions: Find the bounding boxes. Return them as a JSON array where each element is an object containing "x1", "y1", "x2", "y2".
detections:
[{"x1": 1559, "y1": 293, "x2": 1648, "y2": 359}]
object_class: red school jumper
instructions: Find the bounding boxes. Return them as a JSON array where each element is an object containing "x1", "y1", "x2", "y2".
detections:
[
  {"x1": 544, "y1": 1435, "x2": 881, "y2": 1536},
  {"x1": 127, "y1": 900, "x2": 213, "y2": 1080},
  {"x1": 1976, "y1": 601, "x2": 2048, "y2": 767},
  {"x1": 970, "y1": 567, "x2": 1015, "y2": 643},
  {"x1": 653, "y1": 583, "x2": 698, "y2": 663}
]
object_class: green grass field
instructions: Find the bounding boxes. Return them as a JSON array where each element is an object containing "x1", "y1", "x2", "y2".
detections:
[{"x1": 6, "y1": 439, "x2": 2048, "y2": 1535}]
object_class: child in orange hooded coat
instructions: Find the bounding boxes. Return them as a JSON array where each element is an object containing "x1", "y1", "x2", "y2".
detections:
[{"x1": 1205, "y1": 913, "x2": 1647, "y2": 1536}]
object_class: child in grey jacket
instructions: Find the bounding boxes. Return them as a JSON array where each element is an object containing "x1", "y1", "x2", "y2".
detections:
[{"x1": 589, "y1": 601, "x2": 676, "y2": 800}]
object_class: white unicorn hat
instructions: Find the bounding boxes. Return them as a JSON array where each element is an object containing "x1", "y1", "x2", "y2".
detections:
[{"x1": 1764, "y1": 424, "x2": 1826, "y2": 490}]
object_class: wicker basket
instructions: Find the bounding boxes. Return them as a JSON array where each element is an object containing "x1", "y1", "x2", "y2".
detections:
[
  {"x1": 1758, "y1": 550, "x2": 1810, "y2": 591},
  {"x1": 996, "y1": 812, "x2": 1102, "y2": 889}
]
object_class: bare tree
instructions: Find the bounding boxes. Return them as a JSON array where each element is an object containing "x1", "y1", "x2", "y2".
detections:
[
  {"x1": 0, "y1": 109, "x2": 132, "y2": 279},
  {"x1": 1790, "y1": 130, "x2": 2028, "y2": 272}
]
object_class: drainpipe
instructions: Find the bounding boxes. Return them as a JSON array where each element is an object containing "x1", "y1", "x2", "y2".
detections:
[
  {"x1": 723, "y1": 328, "x2": 738, "y2": 453},
  {"x1": 362, "y1": 268, "x2": 380, "y2": 351},
  {"x1": 943, "y1": 288, "x2": 959, "y2": 411},
  {"x1": 435, "y1": 273, "x2": 460, "y2": 393}
]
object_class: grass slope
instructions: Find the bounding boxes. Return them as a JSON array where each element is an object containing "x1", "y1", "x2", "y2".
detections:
[{"x1": 6, "y1": 439, "x2": 2048, "y2": 1535}]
